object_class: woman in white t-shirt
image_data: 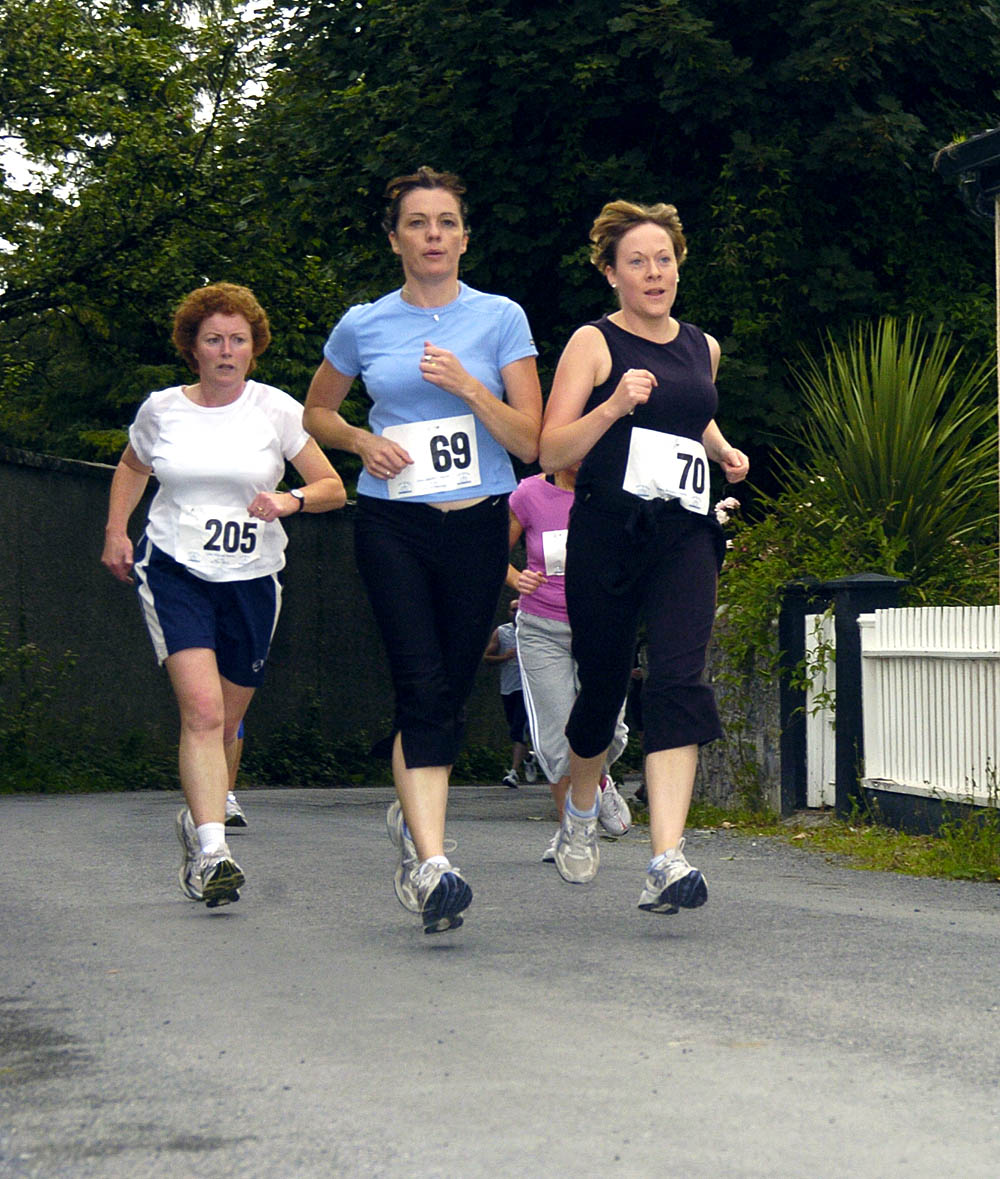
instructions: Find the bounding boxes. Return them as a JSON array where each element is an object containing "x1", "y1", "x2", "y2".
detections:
[{"x1": 101, "y1": 283, "x2": 345, "y2": 908}]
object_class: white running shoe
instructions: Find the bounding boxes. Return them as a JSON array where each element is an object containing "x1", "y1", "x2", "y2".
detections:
[
  {"x1": 175, "y1": 808, "x2": 244, "y2": 906},
  {"x1": 598, "y1": 774, "x2": 631, "y2": 836},
  {"x1": 224, "y1": 791, "x2": 248, "y2": 829},
  {"x1": 541, "y1": 830, "x2": 559, "y2": 863},
  {"x1": 638, "y1": 837, "x2": 708, "y2": 915},
  {"x1": 553, "y1": 802, "x2": 600, "y2": 883},
  {"x1": 411, "y1": 860, "x2": 472, "y2": 934},
  {"x1": 386, "y1": 800, "x2": 421, "y2": 913},
  {"x1": 502, "y1": 768, "x2": 519, "y2": 788},
  {"x1": 175, "y1": 808, "x2": 202, "y2": 900},
  {"x1": 522, "y1": 754, "x2": 539, "y2": 784},
  {"x1": 198, "y1": 845, "x2": 244, "y2": 908}
]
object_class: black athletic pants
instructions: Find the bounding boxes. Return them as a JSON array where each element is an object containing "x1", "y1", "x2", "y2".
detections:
[
  {"x1": 564, "y1": 493, "x2": 724, "y2": 759},
  {"x1": 354, "y1": 494, "x2": 509, "y2": 768}
]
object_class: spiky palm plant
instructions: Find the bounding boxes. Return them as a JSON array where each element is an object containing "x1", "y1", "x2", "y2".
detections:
[{"x1": 783, "y1": 316, "x2": 997, "y2": 583}]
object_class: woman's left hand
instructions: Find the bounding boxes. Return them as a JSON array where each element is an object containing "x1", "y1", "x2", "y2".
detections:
[
  {"x1": 247, "y1": 491, "x2": 297, "y2": 523},
  {"x1": 419, "y1": 342, "x2": 475, "y2": 400},
  {"x1": 719, "y1": 447, "x2": 750, "y2": 484}
]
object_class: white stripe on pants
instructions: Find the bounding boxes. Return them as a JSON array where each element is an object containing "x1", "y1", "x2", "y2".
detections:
[{"x1": 515, "y1": 609, "x2": 627, "y2": 784}]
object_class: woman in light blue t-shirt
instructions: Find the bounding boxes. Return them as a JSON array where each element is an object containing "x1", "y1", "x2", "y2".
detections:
[{"x1": 304, "y1": 167, "x2": 542, "y2": 935}]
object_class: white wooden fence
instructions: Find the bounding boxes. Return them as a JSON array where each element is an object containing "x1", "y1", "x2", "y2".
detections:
[{"x1": 857, "y1": 606, "x2": 1000, "y2": 805}]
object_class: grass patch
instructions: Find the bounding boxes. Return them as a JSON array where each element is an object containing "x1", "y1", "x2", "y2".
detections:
[{"x1": 625, "y1": 790, "x2": 1000, "y2": 883}]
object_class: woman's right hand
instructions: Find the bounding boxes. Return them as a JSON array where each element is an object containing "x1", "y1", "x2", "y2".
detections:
[
  {"x1": 610, "y1": 368, "x2": 657, "y2": 418},
  {"x1": 516, "y1": 568, "x2": 547, "y2": 595},
  {"x1": 356, "y1": 433, "x2": 413, "y2": 480},
  {"x1": 101, "y1": 532, "x2": 135, "y2": 584}
]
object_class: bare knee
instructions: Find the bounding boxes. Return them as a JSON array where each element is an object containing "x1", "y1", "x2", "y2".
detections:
[{"x1": 178, "y1": 688, "x2": 225, "y2": 737}]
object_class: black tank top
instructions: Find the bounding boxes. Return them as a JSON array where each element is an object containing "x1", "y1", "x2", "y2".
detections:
[{"x1": 576, "y1": 317, "x2": 718, "y2": 506}]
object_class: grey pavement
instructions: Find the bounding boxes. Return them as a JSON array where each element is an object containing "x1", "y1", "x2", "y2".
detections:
[{"x1": 1, "y1": 785, "x2": 999, "y2": 1178}]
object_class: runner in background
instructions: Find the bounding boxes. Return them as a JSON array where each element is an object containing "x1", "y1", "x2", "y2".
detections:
[{"x1": 506, "y1": 467, "x2": 632, "y2": 862}]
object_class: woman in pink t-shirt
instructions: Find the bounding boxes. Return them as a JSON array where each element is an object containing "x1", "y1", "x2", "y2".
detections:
[{"x1": 507, "y1": 467, "x2": 631, "y2": 861}]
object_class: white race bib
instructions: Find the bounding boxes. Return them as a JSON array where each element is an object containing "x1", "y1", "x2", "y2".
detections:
[
  {"x1": 623, "y1": 427, "x2": 710, "y2": 515},
  {"x1": 176, "y1": 504, "x2": 265, "y2": 572},
  {"x1": 382, "y1": 414, "x2": 481, "y2": 500},
  {"x1": 541, "y1": 529, "x2": 568, "y2": 576}
]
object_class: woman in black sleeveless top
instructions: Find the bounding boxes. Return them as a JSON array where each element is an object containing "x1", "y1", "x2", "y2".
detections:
[{"x1": 538, "y1": 199, "x2": 749, "y2": 914}]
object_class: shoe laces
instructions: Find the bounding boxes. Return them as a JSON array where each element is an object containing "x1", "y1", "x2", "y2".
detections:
[
  {"x1": 414, "y1": 858, "x2": 459, "y2": 887},
  {"x1": 650, "y1": 837, "x2": 692, "y2": 874}
]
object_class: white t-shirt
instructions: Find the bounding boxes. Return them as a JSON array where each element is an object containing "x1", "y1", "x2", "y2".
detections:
[{"x1": 128, "y1": 380, "x2": 310, "y2": 582}]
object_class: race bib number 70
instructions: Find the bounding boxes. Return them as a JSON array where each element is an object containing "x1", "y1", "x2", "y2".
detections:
[
  {"x1": 382, "y1": 413, "x2": 481, "y2": 500},
  {"x1": 622, "y1": 427, "x2": 710, "y2": 515}
]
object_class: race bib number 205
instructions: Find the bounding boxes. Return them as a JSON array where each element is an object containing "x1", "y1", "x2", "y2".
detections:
[
  {"x1": 622, "y1": 427, "x2": 710, "y2": 515},
  {"x1": 382, "y1": 414, "x2": 481, "y2": 500},
  {"x1": 176, "y1": 504, "x2": 262, "y2": 572}
]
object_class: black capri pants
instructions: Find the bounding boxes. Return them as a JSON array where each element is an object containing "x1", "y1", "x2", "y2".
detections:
[
  {"x1": 564, "y1": 493, "x2": 725, "y2": 760},
  {"x1": 354, "y1": 493, "x2": 509, "y2": 769}
]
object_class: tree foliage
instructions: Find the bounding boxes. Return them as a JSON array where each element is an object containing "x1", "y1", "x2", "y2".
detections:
[
  {"x1": 0, "y1": 0, "x2": 319, "y2": 459},
  {"x1": 257, "y1": 0, "x2": 1000, "y2": 459},
  {"x1": 1, "y1": 0, "x2": 999, "y2": 467},
  {"x1": 717, "y1": 316, "x2": 999, "y2": 687}
]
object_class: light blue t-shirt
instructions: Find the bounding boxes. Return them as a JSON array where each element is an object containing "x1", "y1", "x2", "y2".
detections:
[{"x1": 323, "y1": 282, "x2": 537, "y2": 503}]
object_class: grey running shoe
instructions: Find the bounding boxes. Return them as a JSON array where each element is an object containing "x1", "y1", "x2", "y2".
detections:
[
  {"x1": 412, "y1": 860, "x2": 472, "y2": 934},
  {"x1": 386, "y1": 800, "x2": 420, "y2": 913},
  {"x1": 522, "y1": 754, "x2": 539, "y2": 784},
  {"x1": 638, "y1": 837, "x2": 707, "y2": 915},
  {"x1": 224, "y1": 791, "x2": 248, "y2": 829},
  {"x1": 175, "y1": 808, "x2": 203, "y2": 900},
  {"x1": 554, "y1": 802, "x2": 600, "y2": 883},
  {"x1": 197, "y1": 845, "x2": 244, "y2": 908},
  {"x1": 598, "y1": 775, "x2": 631, "y2": 836},
  {"x1": 541, "y1": 830, "x2": 559, "y2": 863}
]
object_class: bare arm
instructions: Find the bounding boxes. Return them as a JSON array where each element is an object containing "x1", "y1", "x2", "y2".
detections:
[
  {"x1": 483, "y1": 629, "x2": 514, "y2": 664},
  {"x1": 303, "y1": 359, "x2": 414, "y2": 480},
  {"x1": 701, "y1": 335, "x2": 749, "y2": 483},
  {"x1": 246, "y1": 437, "x2": 348, "y2": 522},
  {"x1": 538, "y1": 326, "x2": 655, "y2": 473},
  {"x1": 420, "y1": 346, "x2": 542, "y2": 463},
  {"x1": 505, "y1": 502, "x2": 547, "y2": 595},
  {"x1": 702, "y1": 419, "x2": 750, "y2": 483},
  {"x1": 101, "y1": 444, "x2": 152, "y2": 583}
]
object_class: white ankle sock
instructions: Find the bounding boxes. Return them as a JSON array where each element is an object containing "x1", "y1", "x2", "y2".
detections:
[
  {"x1": 196, "y1": 822, "x2": 226, "y2": 855},
  {"x1": 565, "y1": 791, "x2": 599, "y2": 819},
  {"x1": 421, "y1": 855, "x2": 451, "y2": 870}
]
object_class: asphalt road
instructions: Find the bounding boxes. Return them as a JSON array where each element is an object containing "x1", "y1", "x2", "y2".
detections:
[{"x1": 2, "y1": 786, "x2": 999, "y2": 1178}]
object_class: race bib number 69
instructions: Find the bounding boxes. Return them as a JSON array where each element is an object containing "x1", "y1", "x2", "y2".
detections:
[
  {"x1": 382, "y1": 413, "x2": 481, "y2": 499},
  {"x1": 622, "y1": 427, "x2": 710, "y2": 515}
]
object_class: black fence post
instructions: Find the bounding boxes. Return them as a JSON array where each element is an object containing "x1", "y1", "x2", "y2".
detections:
[
  {"x1": 815, "y1": 574, "x2": 909, "y2": 817},
  {"x1": 778, "y1": 579, "x2": 824, "y2": 815}
]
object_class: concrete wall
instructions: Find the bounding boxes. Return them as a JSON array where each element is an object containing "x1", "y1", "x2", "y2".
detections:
[
  {"x1": 0, "y1": 446, "x2": 510, "y2": 763},
  {"x1": 0, "y1": 445, "x2": 781, "y2": 806}
]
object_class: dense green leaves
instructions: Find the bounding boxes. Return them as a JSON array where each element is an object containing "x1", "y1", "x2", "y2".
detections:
[
  {"x1": 787, "y1": 317, "x2": 998, "y2": 578},
  {"x1": 1, "y1": 0, "x2": 999, "y2": 466},
  {"x1": 0, "y1": 0, "x2": 271, "y2": 456},
  {"x1": 717, "y1": 316, "x2": 999, "y2": 685},
  {"x1": 258, "y1": 0, "x2": 1000, "y2": 457}
]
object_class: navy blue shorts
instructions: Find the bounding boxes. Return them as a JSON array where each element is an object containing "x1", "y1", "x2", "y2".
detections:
[
  {"x1": 133, "y1": 537, "x2": 282, "y2": 688},
  {"x1": 502, "y1": 690, "x2": 529, "y2": 744}
]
